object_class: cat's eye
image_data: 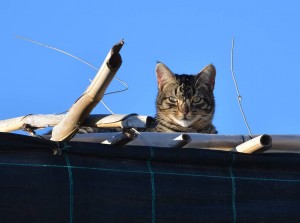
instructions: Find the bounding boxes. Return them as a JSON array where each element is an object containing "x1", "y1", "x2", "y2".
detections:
[
  {"x1": 168, "y1": 96, "x2": 178, "y2": 103},
  {"x1": 193, "y1": 97, "x2": 203, "y2": 104}
]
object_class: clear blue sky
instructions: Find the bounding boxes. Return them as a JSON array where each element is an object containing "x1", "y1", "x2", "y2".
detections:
[{"x1": 1, "y1": 1, "x2": 300, "y2": 135}]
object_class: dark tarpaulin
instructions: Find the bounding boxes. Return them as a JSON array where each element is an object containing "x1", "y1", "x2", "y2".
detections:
[{"x1": 0, "y1": 132, "x2": 300, "y2": 223}]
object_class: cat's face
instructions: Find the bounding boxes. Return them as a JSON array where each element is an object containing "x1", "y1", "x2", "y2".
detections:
[{"x1": 155, "y1": 63, "x2": 216, "y2": 128}]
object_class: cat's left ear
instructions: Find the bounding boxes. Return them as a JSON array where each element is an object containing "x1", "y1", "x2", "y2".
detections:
[{"x1": 196, "y1": 64, "x2": 216, "y2": 91}]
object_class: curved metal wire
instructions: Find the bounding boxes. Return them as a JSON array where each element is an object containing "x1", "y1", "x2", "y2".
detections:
[
  {"x1": 16, "y1": 36, "x2": 129, "y2": 114},
  {"x1": 230, "y1": 37, "x2": 253, "y2": 137}
]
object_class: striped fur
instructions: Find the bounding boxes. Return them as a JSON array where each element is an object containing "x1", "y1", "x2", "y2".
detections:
[{"x1": 153, "y1": 63, "x2": 217, "y2": 134}]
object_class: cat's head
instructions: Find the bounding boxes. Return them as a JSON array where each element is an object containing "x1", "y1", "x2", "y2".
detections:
[{"x1": 155, "y1": 62, "x2": 216, "y2": 128}]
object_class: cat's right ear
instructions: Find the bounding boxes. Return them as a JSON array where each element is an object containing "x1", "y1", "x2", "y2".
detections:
[
  {"x1": 155, "y1": 63, "x2": 175, "y2": 90},
  {"x1": 196, "y1": 64, "x2": 216, "y2": 92}
]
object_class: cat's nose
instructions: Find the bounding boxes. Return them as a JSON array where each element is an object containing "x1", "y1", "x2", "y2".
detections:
[{"x1": 181, "y1": 104, "x2": 190, "y2": 116}]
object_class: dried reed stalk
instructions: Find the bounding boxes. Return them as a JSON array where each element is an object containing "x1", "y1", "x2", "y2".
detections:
[
  {"x1": 235, "y1": 134, "x2": 272, "y2": 153},
  {"x1": 0, "y1": 114, "x2": 154, "y2": 133},
  {"x1": 51, "y1": 40, "x2": 124, "y2": 141}
]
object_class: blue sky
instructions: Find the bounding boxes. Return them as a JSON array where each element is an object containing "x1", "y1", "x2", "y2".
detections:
[{"x1": 1, "y1": 1, "x2": 300, "y2": 135}]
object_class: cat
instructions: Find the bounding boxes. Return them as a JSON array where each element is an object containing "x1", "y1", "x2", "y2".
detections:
[{"x1": 153, "y1": 62, "x2": 217, "y2": 134}]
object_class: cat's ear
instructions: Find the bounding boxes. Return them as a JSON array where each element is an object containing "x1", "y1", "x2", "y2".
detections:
[
  {"x1": 196, "y1": 64, "x2": 216, "y2": 91},
  {"x1": 155, "y1": 62, "x2": 176, "y2": 90}
]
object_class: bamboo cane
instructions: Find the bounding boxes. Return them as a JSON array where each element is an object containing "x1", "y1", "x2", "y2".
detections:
[
  {"x1": 101, "y1": 129, "x2": 138, "y2": 145},
  {"x1": 51, "y1": 40, "x2": 124, "y2": 141},
  {"x1": 235, "y1": 134, "x2": 272, "y2": 154},
  {"x1": 168, "y1": 134, "x2": 191, "y2": 148},
  {"x1": 0, "y1": 114, "x2": 154, "y2": 133},
  {"x1": 0, "y1": 114, "x2": 66, "y2": 132}
]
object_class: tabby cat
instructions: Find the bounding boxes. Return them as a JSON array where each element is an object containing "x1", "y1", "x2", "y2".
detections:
[{"x1": 153, "y1": 62, "x2": 217, "y2": 133}]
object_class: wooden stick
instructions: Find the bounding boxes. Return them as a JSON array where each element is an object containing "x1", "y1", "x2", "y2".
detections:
[{"x1": 50, "y1": 40, "x2": 124, "y2": 141}]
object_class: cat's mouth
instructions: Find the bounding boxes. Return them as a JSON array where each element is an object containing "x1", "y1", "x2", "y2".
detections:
[
  {"x1": 182, "y1": 115, "x2": 188, "y2": 120},
  {"x1": 170, "y1": 115, "x2": 198, "y2": 128}
]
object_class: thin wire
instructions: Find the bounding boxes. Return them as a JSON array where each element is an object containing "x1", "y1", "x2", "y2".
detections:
[
  {"x1": 16, "y1": 36, "x2": 129, "y2": 95},
  {"x1": 100, "y1": 100, "x2": 114, "y2": 114},
  {"x1": 16, "y1": 36, "x2": 128, "y2": 114},
  {"x1": 16, "y1": 36, "x2": 96, "y2": 70},
  {"x1": 230, "y1": 37, "x2": 253, "y2": 137}
]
